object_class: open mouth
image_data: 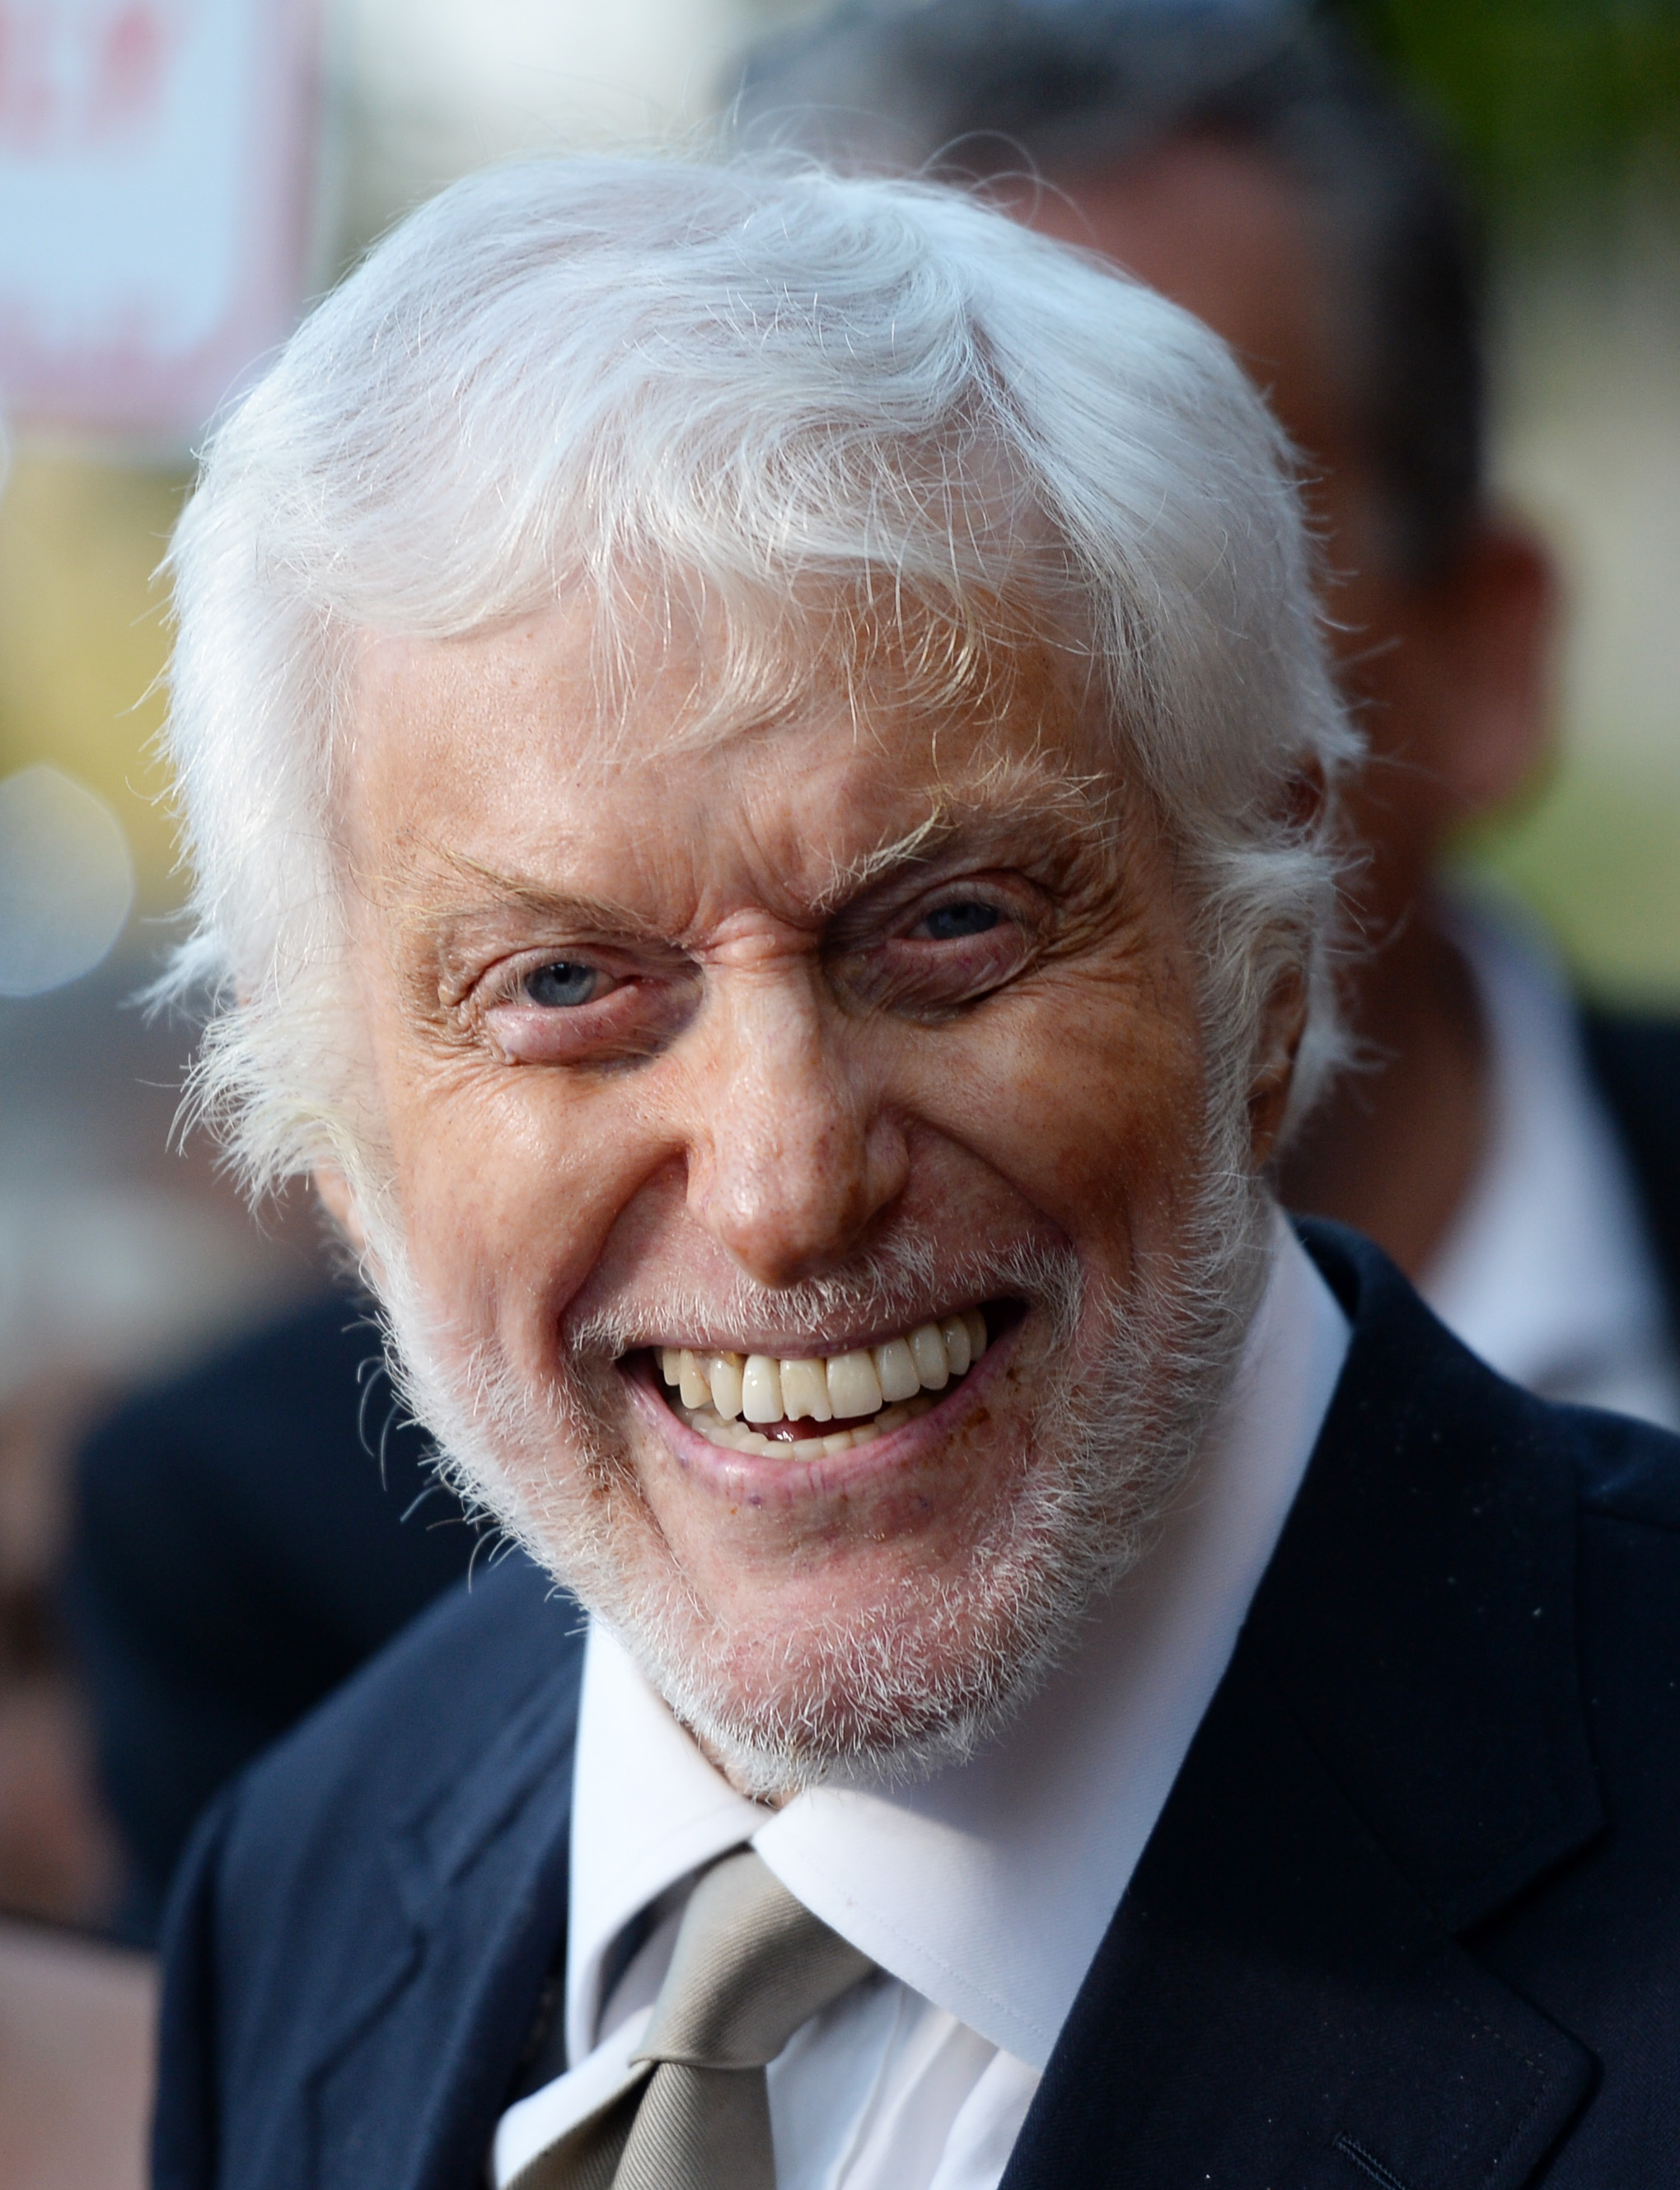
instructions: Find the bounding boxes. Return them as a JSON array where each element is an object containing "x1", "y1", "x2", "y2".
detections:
[{"x1": 647, "y1": 1305, "x2": 1006, "y2": 1460}]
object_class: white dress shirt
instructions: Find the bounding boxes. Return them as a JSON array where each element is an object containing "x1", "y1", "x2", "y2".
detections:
[
  {"x1": 494, "y1": 1214, "x2": 1350, "y2": 2190},
  {"x1": 1421, "y1": 896, "x2": 1680, "y2": 1431}
]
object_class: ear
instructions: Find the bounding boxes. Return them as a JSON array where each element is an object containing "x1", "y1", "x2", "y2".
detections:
[
  {"x1": 1413, "y1": 516, "x2": 1560, "y2": 817},
  {"x1": 1247, "y1": 961, "x2": 1309, "y2": 1171},
  {"x1": 314, "y1": 1164, "x2": 373, "y2": 1266}
]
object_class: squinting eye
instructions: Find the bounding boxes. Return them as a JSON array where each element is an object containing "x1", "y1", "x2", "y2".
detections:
[
  {"x1": 522, "y1": 961, "x2": 601, "y2": 1008},
  {"x1": 920, "y1": 901, "x2": 1001, "y2": 942}
]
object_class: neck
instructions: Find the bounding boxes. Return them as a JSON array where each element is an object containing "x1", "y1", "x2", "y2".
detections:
[{"x1": 1279, "y1": 907, "x2": 1489, "y2": 1282}]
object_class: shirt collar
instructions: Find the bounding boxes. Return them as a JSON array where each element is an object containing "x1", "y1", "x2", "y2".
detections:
[
  {"x1": 1422, "y1": 892, "x2": 1678, "y2": 1416},
  {"x1": 566, "y1": 1210, "x2": 1348, "y2": 2071}
]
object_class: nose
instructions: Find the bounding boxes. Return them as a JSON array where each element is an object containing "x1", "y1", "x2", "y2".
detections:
[{"x1": 682, "y1": 961, "x2": 908, "y2": 1289}]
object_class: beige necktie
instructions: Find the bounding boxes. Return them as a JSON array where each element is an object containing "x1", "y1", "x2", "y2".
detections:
[{"x1": 511, "y1": 1848, "x2": 875, "y2": 2190}]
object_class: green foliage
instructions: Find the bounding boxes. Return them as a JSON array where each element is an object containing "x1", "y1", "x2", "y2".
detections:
[{"x1": 1333, "y1": 0, "x2": 1680, "y2": 213}]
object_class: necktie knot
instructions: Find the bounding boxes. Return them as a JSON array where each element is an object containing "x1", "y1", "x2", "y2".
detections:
[
  {"x1": 511, "y1": 1846, "x2": 875, "y2": 2190},
  {"x1": 634, "y1": 1847, "x2": 873, "y2": 2071}
]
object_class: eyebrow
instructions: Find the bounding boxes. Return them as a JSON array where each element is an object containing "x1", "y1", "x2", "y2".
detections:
[
  {"x1": 401, "y1": 850, "x2": 668, "y2": 943},
  {"x1": 814, "y1": 763, "x2": 1116, "y2": 911},
  {"x1": 404, "y1": 759, "x2": 1116, "y2": 939}
]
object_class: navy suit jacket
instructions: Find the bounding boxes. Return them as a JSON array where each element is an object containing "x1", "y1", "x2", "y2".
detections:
[{"x1": 152, "y1": 1225, "x2": 1680, "y2": 2188}]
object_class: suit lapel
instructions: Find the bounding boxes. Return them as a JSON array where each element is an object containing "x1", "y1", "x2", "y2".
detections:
[
  {"x1": 302, "y1": 1602, "x2": 585, "y2": 2190},
  {"x1": 1002, "y1": 1225, "x2": 1604, "y2": 2190},
  {"x1": 1002, "y1": 1652, "x2": 1595, "y2": 2190}
]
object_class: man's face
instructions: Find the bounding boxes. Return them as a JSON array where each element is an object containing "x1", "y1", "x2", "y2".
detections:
[{"x1": 332, "y1": 599, "x2": 1272, "y2": 1788}]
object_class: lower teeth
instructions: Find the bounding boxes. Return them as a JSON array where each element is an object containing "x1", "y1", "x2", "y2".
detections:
[{"x1": 681, "y1": 1393, "x2": 934, "y2": 1458}]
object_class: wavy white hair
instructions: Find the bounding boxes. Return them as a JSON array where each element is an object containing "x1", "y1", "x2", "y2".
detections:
[{"x1": 159, "y1": 151, "x2": 1357, "y2": 1197}]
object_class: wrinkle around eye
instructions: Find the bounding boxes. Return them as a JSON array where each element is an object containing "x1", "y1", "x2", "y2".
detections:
[
  {"x1": 830, "y1": 914, "x2": 1039, "y2": 1020},
  {"x1": 480, "y1": 973, "x2": 695, "y2": 1065}
]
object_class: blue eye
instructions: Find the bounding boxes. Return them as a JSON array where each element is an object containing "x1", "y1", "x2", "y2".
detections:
[
  {"x1": 523, "y1": 961, "x2": 600, "y2": 1008},
  {"x1": 921, "y1": 902, "x2": 1000, "y2": 941}
]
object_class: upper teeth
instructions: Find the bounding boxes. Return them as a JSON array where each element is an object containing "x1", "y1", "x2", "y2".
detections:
[{"x1": 659, "y1": 1310, "x2": 987, "y2": 1426}]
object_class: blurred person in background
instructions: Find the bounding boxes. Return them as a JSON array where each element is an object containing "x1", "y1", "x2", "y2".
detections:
[
  {"x1": 66, "y1": 1301, "x2": 476, "y2": 1942},
  {"x1": 732, "y1": 0, "x2": 1680, "y2": 1421}
]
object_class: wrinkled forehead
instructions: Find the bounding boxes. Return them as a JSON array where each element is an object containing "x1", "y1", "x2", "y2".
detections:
[
  {"x1": 351, "y1": 558, "x2": 1103, "y2": 782},
  {"x1": 343, "y1": 576, "x2": 1133, "y2": 924}
]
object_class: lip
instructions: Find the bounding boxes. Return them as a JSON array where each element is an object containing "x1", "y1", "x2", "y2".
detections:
[{"x1": 621, "y1": 1307, "x2": 1023, "y2": 1503}]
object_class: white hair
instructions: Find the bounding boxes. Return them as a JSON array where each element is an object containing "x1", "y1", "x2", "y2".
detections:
[{"x1": 159, "y1": 150, "x2": 1357, "y2": 1196}]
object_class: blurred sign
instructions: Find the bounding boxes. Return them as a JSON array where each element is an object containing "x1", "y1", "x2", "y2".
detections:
[{"x1": 0, "y1": 0, "x2": 318, "y2": 438}]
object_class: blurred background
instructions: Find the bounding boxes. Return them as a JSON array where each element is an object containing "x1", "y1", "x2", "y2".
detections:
[{"x1": 0, "y1": 0, "x2": 1675, "y2": 2181}]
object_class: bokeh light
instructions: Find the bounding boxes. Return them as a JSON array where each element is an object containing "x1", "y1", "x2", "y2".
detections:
[{"x1": 0, "y1": 763, "x2": 135, "y2": 997}]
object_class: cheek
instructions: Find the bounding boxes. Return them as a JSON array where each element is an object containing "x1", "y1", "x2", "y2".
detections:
[
  {"x1": 377, "y1": 1059, "x2": 651, "y2": 1359},
  {"x1": 902, "y1": 976, "x2": 1208, "y2": 1266}
]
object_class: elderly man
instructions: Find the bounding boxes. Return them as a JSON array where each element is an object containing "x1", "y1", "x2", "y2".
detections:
[{"x1": 152, "y1": 157, "x2": 1678, "y2": 2189}]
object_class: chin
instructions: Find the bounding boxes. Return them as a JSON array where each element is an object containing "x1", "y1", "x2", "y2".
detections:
[
  {"x1": 592, "y1": 1517, "x2": 1112, "y2": 1800},
  {"x1": 371, "y1": 1152, "x2": 1269, "y2": 1795}
]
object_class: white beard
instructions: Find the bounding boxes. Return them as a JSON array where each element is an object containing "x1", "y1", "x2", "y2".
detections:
[{"x1": 364, "y1": 1125, "x2": 1271, "y2": 1799}]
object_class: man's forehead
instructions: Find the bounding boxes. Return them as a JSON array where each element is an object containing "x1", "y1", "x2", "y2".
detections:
[
  {"x1": 354, "y1": 578, "x2": 1083, "y2": 737},
  {"x1": 345, "y1": 597, "x2": 1116, "y2": 906},
  {"x1": 367, "y1": 737, "x2": 1120, "y2": 951}
]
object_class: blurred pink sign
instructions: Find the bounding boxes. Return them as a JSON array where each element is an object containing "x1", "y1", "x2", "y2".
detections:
[{"x1": 0, "y1": 0, "x2": 317, "y2": 436}]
